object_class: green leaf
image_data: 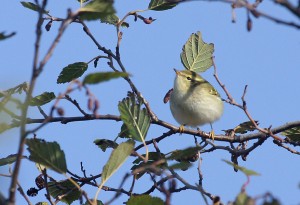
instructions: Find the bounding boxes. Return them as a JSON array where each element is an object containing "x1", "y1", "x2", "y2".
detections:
[
  {"x1": 280, "y1": 126, "x2": 300, "y2": 142},
  {"x1": 94, "y1": 139, "x2": 118, "y2": 152},
  {"x1": 127, "y1": 195, "x2": 164, "y2": 205},
  {"x1": 0, "y1": 123, "x2": 11, "y2": 134},
  {"x1": 167, "y1": 147, "x2": 201, "y2": 162},
  {"x1": 118, "y1": 123, "x2": 133, "y2": 139},
  {"x1": 20, "y1": 2, "x2": 49, "y2": 14},
  {"x1": 0, "y1": 32, "x2": 16, "y2": 41},
  {"x1": 29, "y1": 92, "x2": 55, "y2": 106},
  {"x1": 118, "y1": 97, "x2": 151, "y2": 142},
  {"x1": 148, "y1": 0, "x2": 177, "y2": 11},
  {"x1": 180, "y1": 31, "x2": 214, "y2": 72},
  {"x1": 234, "y1": 190, "x2": 256, "y2": 205},
  {"x1": 223, "y1": 160, "x2": 260, "y2": 176},
  {"x1": 84, "y1": 200, "x2": 103, "y2": 205},
  {"x1": 168, "y1": 161, "x2": 192, "y2": 171},
  {"x1": 101, "y1": 140, "x2": 135, "y2": 185},
  {"x1": 132, "y1": 152, "x2": 165, "y2": 164},
  {"x1": 57, "y1": 62, "x2": 88, "y2": 84},
  {"x1": 0, "y1": 154, "x2": 26, "y2": 166},
  {"x1": 100, "y1": 14, "x2": 129, "y2": 27},
  {"x1": 79, "y1": 0, "x2": 115, "y2": 21},
  {"x1": 48, "y1": 180, "x2": 80, "y2": 205},
  {"x1": 26, "y1": 139, "x2": 67, "y2": 174},
  {"x1": 83, "y1": 72, "x2": 128, "y2": 85},
  {"x1": 131, "y1": 152, "x2": 166, "y2": 179}
]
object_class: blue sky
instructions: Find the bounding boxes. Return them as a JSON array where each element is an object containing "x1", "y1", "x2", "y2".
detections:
[{"x1": 1, "y1": 0, "x2": 300, "y2": 204}]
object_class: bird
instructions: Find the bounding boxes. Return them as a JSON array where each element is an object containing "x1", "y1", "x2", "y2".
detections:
[{"x1": 169, "y1": 69, "x2": 224, "y2": 139}]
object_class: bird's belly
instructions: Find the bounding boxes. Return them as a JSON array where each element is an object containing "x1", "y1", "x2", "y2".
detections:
[{"x1": 170, "y1": 93, "x2": 223, "y2": 127}]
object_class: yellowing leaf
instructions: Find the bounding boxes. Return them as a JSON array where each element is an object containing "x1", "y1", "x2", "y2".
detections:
[
  {"x1": 234, "y1": 121, "x2": 258, "y2": 134},
  {"x1": 223, "y1": 160, "x2": 260, "y2": 176},
  {"x1": 101, "y1": 140, "x2": 135, "y2": 185},
  {"x1": 180, "y1": 31, "x2": 214, "y2": 73},
  {"x1": 29, "y1": 92, "x2": 55, "y2": 106}
]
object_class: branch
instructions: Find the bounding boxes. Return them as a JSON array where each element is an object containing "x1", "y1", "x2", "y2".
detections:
[
  {"x1": 169, "y1": 0, "x2": 300, "y2": 29},
  {"x1": 8, "y1": 0, "x2": 49, "y2": 203},
  {"x1": 273, "y1": 0, "x2": 300, "y2": 19},
  {"x1": 8, "y1": 6, "x2": 78, "y2": 203},
  {"x1": 5, "y1": 113, "x2": 300, "y2": 144},
  {"x1": 168, "y1": 168, "x2": 216, "y2": 201}
]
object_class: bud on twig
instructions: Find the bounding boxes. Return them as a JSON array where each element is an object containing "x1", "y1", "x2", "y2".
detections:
[
  {"x1": 247, "y1": 18, "x2": 252, "y2": 32},
  {"x1": 88, "y1": 98, "x2": 93, "y2": 111},
  {"x1": 35, "y1": 174, "x2": 45, "y2": 189},
  {"x1": 163, "y1": 88, "x2": 173, "y2": 104},
  {"x1": 143, "y1": 17, "x2": 156, "y2": 24},
  {"x1": 250, "y1": 10, "x2": 260, "y2": 18},
  {"x1": 27, "y1": 187, "x2": 39, "y2": 197},
  {"x1": 45, "y1": 20, "x2": 52, "y2": 32},
  {"x1": 93, "y1": 99, "x2": 100, "y2": 116},
  {"x1": 56, "y1": 107, "x2": 65, "y2": 116},
  {"x1": 94, "y1": 58, "x2": 99, "y2": 68}
]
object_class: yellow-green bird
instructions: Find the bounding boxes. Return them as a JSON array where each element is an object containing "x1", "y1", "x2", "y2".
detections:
[{"x1": 169, "y1": 69, "x2": 224, "y2": 138}]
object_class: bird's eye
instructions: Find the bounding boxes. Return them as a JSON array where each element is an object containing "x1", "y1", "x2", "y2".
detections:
[{"x1": 186, "y1": 77, "x2": 192, "y2": 81}]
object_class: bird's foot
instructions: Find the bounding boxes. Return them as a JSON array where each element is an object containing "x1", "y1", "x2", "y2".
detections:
[
  {"x1": 209, "y1": 129, "x2": 215, "y2": 142},
  {"x1": 178, "y1": 124, "x2": 185, "y2": 134}
]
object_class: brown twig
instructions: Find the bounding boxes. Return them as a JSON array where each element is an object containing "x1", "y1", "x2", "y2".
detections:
[
  {"x1": 64, "y1": 95, "x2": 89, "y2": 117},
  {"x1": 8, "y1": 1, "x2": 49, "y2": 203},
  {"x1": 273, "y1": 140, "x2": 300, "y2": 155},
  {"x1": 42, "y1": 169, "x2": 55, "y2": 205},
  {"x1": 170, "y1": 0, "x2": 300, "y2": 29},
  {"x1": 273, "y1": 0, "x2": 300, "y2": 19},
  {"x1": 168, "y1": 168, "x2": 215, "y2": 201}
]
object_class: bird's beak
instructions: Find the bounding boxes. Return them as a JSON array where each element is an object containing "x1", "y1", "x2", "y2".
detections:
[{"x1": 173, "y1": 68, "x2": 179, "y2": 75}]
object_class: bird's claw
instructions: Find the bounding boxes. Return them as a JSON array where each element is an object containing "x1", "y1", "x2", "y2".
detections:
[
  {"x1": 178, "y1": 125, "x2": 185, "y2": 134},
  {"x1": 209, "y1": 129, "x2": 215, "y2": 142}
]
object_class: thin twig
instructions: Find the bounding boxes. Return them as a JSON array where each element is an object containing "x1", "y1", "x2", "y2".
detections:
[
  {"x1": 273, "y1": 140, "x2": 300, "y2": 155},
  {"x1": 8, "y1": 1, "x2": 49, "y2": 202}
]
